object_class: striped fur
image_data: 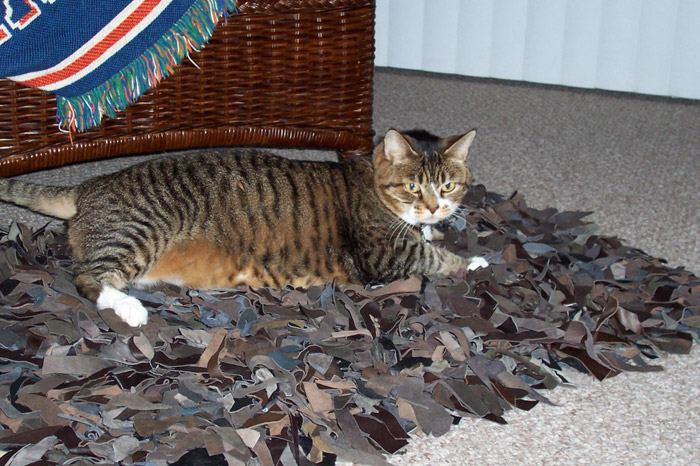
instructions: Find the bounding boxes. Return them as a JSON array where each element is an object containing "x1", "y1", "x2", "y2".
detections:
[{"x1": 0, "y1": 129, "x2": 479, "y2": 326}]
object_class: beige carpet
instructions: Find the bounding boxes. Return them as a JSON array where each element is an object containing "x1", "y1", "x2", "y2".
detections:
[{"x1": 2, "y1": 68, "x2": 699, "y2": 465}]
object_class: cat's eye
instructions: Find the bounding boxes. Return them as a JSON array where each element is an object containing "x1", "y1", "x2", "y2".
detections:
[
  {"x1": 405, "y1": 182, "x2": 421, "y2": 194},
  {"x1": 442, "y1": 182, "x2": 456, "y2": 193}
]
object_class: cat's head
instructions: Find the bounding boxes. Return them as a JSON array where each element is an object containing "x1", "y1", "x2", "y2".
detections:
[{"x1": 373, "y1": 129, "x2": 476, "y2": 225}]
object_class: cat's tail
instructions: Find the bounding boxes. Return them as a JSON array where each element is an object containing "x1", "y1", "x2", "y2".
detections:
[{"x1": 0, "y1": 178, "x2": 78, "y2": 219}]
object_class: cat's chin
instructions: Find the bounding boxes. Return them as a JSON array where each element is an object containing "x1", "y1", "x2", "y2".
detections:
[
  {"x1": 419, "y1": 219, "x2": 444, "y2": 226},
  {"x1": 400, "y1": 212, "x2": 449, "y2": 226}
]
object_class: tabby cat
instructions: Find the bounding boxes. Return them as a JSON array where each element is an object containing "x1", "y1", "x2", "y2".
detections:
[{"x1": 0, "y1": 129, "x2": 486, "y2": 327}]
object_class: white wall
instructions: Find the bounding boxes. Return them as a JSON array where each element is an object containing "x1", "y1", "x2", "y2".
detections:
[{"x1": 374, "y1": 0, "x2": 700, "y2": 99}]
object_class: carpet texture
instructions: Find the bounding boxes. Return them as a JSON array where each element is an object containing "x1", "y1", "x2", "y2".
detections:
[{"x1": 1, "y1": 68, "x2": 699, "y2": 465}]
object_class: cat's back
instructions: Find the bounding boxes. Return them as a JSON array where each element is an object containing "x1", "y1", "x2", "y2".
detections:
[
  {"x1": 81, "y1": 150, "x2": 369, "y2": 195},
  {"x1": 72, "y1": 149, "x2": 377, "y2": 251}
]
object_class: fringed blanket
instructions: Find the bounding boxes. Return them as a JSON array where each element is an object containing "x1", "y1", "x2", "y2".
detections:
[
  {"x1": 0, "y1": 0, "x2": 236, "y2": 132},
  {"x1": 0, "y1": 186, "x2": 698, "y2": 464}
]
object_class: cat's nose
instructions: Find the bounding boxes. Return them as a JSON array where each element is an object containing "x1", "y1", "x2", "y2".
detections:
[{"x1": 427, "y1": 206, "x2": 439, "y2": 214}]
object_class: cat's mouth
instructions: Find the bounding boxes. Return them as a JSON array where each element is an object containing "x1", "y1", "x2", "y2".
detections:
[{"x1": 400, "y1": 209, "x2": 452, "y2": 226}]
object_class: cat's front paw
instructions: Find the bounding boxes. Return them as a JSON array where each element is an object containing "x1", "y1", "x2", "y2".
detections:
[
  {"x1": 467, "y1": 256, "x2": 489, "y2": 271},
  {"x1": 421, "y1": 225, "x2": 446, "y2": 242},
  {"x1": 96, "y1": 286, "x2": 149, "y2": 327}
]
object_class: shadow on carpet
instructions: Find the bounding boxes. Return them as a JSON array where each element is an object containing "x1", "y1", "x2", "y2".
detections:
[{"x1": 0, "y1": 186, "x2": 698, "y2": 465}]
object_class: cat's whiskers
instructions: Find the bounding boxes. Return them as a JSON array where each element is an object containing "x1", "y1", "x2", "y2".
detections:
[
  {"x1": 387, "y1": 218, "x2": 405, "y2": 249},
  {"x1": 387, "y1": 217, "x2": 404, "y2": 243},
  {"x1": 387, "y1": 217, "x2": 406, "y2": 247},
  {"x1": 388, "y1": 217, "x2": 412, "y2": 250},
  {"x1": 396, "y1": 221, "x2": 414, "y2": 250},
  {"x1": 452, "y1": 205, "x2": 472, "y2": 223}
]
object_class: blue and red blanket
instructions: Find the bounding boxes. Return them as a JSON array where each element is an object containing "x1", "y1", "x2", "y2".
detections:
[{"x1": 1, "y1": 0, "x2": 236, "y2": 131}]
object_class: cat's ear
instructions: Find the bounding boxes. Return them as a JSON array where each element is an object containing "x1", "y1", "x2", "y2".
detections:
[
  {"x1": 382, "y1": 129, "x2": 417, "y2": 164},
  {"x1": 444, "y1": 130, "x2": 476, "y2": 162}
]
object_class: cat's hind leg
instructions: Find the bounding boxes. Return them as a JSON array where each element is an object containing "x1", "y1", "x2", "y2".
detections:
[
  {"x1": 74, "y1": 264, "x2": 149, "y2": 328},
  {"x1": 96, "y1": 285, "x2": 148, "y2": 327}
]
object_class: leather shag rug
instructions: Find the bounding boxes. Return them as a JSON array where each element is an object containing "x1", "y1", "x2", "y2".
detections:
[{"x1": 0, "y1": 186, "x2": 698, "y2": 465}]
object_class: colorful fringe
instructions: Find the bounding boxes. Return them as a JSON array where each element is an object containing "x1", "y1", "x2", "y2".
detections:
[{"x1": 56, "y1": 0, "x2": 237, "y2": 133}]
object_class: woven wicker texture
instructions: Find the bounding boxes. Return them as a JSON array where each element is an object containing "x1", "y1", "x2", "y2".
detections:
[{"x1": 0, "y1": 0, "x2": 375, "y2": 177}]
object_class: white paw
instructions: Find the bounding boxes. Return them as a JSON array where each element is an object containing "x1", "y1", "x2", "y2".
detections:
[
  {"x1": 96, "y1": 286, "x2": 149, "y2": 327},
  {"x1": 421, "y1": 225, "x2": 445, "y2": 242},
  {"x1": 113, "y1": 296, "x2": 149, "y2": 327},
  {"x1": 467, "y1": 256, "x2": 489, "y2": 271}
]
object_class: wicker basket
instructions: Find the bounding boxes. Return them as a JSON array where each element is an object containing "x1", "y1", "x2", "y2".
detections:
[{"x1": 0, "y1": 0, "x2": 376, "y2": 177}]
